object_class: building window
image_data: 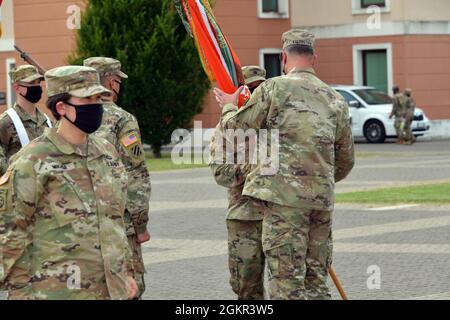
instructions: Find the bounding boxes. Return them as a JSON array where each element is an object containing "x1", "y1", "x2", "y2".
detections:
[
  {"x1": 260, "y1": 49, "x2": 282, "y2": 79},
  {"x1": 0, "y1": 1, "x2": 15, "y2": 52},
  {"x1": 352, "y1": 43, "x2": 393, "y2": 95},
  {"x1": 258, "y1": 0, "x2": 289, "y2": 19},
  {"x1": 352, "y1": 0, "x2": 390, "y2": 14},
  {"x1": 360, "y1": 0, "x2": 386, "y2": 8},
  {"x1": 262, "y1": 0, "x2": 279, "y2": 13},
  {"x1": 362, "y1": 50, "x2": 388, "y2": 93}
]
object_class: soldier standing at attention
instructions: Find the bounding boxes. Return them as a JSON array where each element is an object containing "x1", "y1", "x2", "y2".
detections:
[
  {"x1": 0, "y1": 65, "x2": 53, "y2": 175},
  {"x1": 83, "y1": 57, "x2": 151, "y2": 298},
  {"x1": 209, "y1": 66, "x2": 266, "y2": 300},
  {"x1": 0, "y1": 66, "x2": 137, "y2": 300},
  {"x1": 214, "y1": 29, "x2": 355, "y2": 300},
  {"x1": 389, "y1": 85, "x2": 408, "y2": 144},
  {"x1": 404, "y1": 88, "x2": 416, "y2": 145}
]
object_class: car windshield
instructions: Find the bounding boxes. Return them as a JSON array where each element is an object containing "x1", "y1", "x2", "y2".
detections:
[{"x1": 353, "y1": 89, "x2": 393, "y2": 105}]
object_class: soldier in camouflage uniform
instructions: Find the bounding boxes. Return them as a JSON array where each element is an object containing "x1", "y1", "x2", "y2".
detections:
[
  {"x1": 209, "y1": 66, "x2": 266, "y2": 300},
  {"x1": 214, "y1": 29, "x2": 355, "y2": 300},
  {"x1": 0, "y1": 65, "x2": 53, "y2": 175},
  {"x1": 84, "y1": 57, "x2": 151, "y2": 298},
  {"x1": 242, "y1": 66, "x2": 266, "y2": 94},
  {"x1": 403, "y1": 88, "x2": 416, "y2": 145},
  {"x1": 389, "y1": 86, "x2": 408, "y2": 144},
  {"x1": 0, "y1": 66, "x2": 137, "y2": 300}
]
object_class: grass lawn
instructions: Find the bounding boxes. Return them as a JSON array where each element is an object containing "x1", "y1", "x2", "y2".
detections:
[
  {"x1": 144, "y1": 153, "x2": 408, "y2": 172},
  {"x1": 336, "y1": 183, "x2": 450, "y2": 205},
  {"x1": 146, "y1": 153, "x2": 208, "y2": 172}
]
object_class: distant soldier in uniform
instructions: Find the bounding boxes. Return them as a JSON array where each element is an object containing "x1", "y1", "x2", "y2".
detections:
[
  {"x1": 404, "y1": 88, "x2": 416, "y2": 145},
  {"x1": 83, "y1": 57, "x2": 151, "y2": 298},
  {"x1": 0, "y1": 65, "x2": 53, "y2": 175},
  {"x1": 0, "y1": 66, "x2": 137, "y2": 300},
  {"x1": 242, "y1": 66, "x2": 266, "y2": 94},
  {"x1": 214, "y1": 29, "x2": 355, "y2": 300},
  {"x1": 389, "y1": 86, "x2": 408, "y2": 144},
  {"x1": 209, "y1": 66, "x2": 266, "y2": 300}
]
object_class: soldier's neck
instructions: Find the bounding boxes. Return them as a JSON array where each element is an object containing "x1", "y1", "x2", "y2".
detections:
[
  {"x1": 16, "y1": 96, "x2": 37, "y2": 117},
  {"x1": 57, "y1": 119, "x2": 88, "y2": 145},
  {"x1": 102, "y1": 96, "x2": 114, "y2": 103}
]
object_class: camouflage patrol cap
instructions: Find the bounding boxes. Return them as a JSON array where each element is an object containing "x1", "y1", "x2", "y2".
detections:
[
  {"x1": 242, "y1": 66, "x2": 266, "y2": 85},
  {"x1": 44, "y1": 66, "x2": 112, "y2": 98},
  {"x1": 282, "y1": 29, "x2": 315, "y2": 50},
  {"x1": 83, "y1": 57, "x2": 128, "y2": 79},
  {"x1": 9, "y1": 65, "x2": 44, "y2": 84},
  {"x1": 405, "y1": 88, "x2": 412, "y2": 94}
]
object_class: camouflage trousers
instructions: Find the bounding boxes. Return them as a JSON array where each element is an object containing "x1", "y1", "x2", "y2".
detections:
[
  {"x1": 403, "y1": 117, "x2": 414, "y2": 143},
  {"x1": 226, "y1": 220, "x2": 265, "y2": 300},
  {"x1": 127, "y1": 234, "x2": 146, "y2": 299},
  {"x1": 261, "y1": 201, "x2": 333, "y2": 300},
  {"x1": 394, "y1": 117, "x2": 407, "y2": 140}
]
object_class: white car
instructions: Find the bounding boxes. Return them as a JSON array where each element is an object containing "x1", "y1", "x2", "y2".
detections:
[{"x1": 332, "y1": 85, "x2": 431, "y2": 143}]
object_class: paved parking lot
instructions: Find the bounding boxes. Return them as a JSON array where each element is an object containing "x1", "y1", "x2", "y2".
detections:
[
  {"x1": 1, "y1": 139, "x2": 450, "y2": 300},
  {"x1": 141, "y1": 139, "x2": 450, "y2": 300}
]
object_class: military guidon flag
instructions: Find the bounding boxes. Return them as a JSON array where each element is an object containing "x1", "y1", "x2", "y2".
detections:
[{"x1": 174, "y1": 0, "x2": 251, "y2": 107}]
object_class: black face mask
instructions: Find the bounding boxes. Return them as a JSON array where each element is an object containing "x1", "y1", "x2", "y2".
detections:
[
  {"x1": 21, "y1": 85, "x2": 42, "y2": 103},
  {"x1": 64, "y1": 101, "x2": 104, "y2": 134}
]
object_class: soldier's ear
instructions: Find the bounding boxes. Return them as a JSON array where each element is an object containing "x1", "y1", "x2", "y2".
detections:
[
  {"x1": 12, "y1": 83, "x2": 21, "y2": 93},
  {"x1": 55, "y1": 101, "x2": 67, "y2": 117},
  {"x1": 282, "y1": 51, "x2": 287, "y2": 64},
  {"x1": 312, "y1": 54, "x2": 318, "y2": 67}
]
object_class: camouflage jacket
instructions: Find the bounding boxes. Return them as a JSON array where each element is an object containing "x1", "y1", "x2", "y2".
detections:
[
  {"x1": 0, "y1": 103, "x2": 52, "y2": 175},
  {"x1": 0, "y1": 128, "x2": 132, "y2": 300},
  {"x1": 94, "y1": 101, "x2": 151, "y2": 235},
  {"x1": 405, "y1": 97, "x2": 416, "y2": 122},
  {"x1": 221, "y1": 67, "x2": 355, "y2": 211},
  {"x1": 209, "y1": 124, "x2": 263, "y2": 221},
  {"x1": 391, "y1": 93, "x2": 408, "y2": 118}
]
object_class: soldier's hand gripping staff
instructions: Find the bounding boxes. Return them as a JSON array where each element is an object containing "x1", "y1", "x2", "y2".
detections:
[{"x1": 0, "y1": 66, "x2": 137, "y2": 300}]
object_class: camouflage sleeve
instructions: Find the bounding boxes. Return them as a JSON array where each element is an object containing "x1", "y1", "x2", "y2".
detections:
[
  {"x1": 0, "y1": 150, "x2": 7, "y2": 176},
  {"x1": 208, "y1": 125, "x2": 240, "y2": 188},
  {"x1": 0, "y1": 160, "x2": 44, "y2": 292},
  {"x1": 391, "y1": 96, "x2": 399, "y2": 116},
  {"x1": 0, "y1": 123, "x2": 10, "y2": 176},
  {"x1": 210, "y1": 163, "x2": 248, "y2": 189},
  {"x1": 334, "y1": 102, "x2": 355, "y2": 183},
  {"x1": 117, "y1": 115, "x2": 151, "y2": 235},
  {"x1": 221, "y1": 81, "x2": 273, "y2": 131},
  {"x1": 209, "y1": 123, "x2": 254, "y2": 188}
]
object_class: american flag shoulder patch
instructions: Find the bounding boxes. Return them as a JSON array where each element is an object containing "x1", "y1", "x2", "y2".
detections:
[{"x1": 121, "y1": 132, "x2": 139, "y2": 147}]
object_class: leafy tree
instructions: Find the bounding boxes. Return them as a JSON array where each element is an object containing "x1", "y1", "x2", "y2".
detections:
[{"x1": 69, "y1": 0, "x2": 210, "y2": 157}]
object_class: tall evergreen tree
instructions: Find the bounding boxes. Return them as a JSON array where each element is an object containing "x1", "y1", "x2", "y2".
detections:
[{"x1": 69, "y1": 0, "x2": 210, "y2": 157}]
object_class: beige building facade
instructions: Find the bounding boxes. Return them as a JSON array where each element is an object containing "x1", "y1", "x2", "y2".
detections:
[
  {"x1": 1, "y1": 0, "x2": 449, "y2": 124},
  {"x1": 291, "y1": 0, "x2": 450, "y2": 120},
  {"x1": 0, "y1": 0, "x2": 84, "y2": 114}
]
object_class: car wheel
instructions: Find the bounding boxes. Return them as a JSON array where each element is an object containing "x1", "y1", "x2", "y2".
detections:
[{"x1": 364, "y1": 120, "x2": 386, "y2": 143}]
